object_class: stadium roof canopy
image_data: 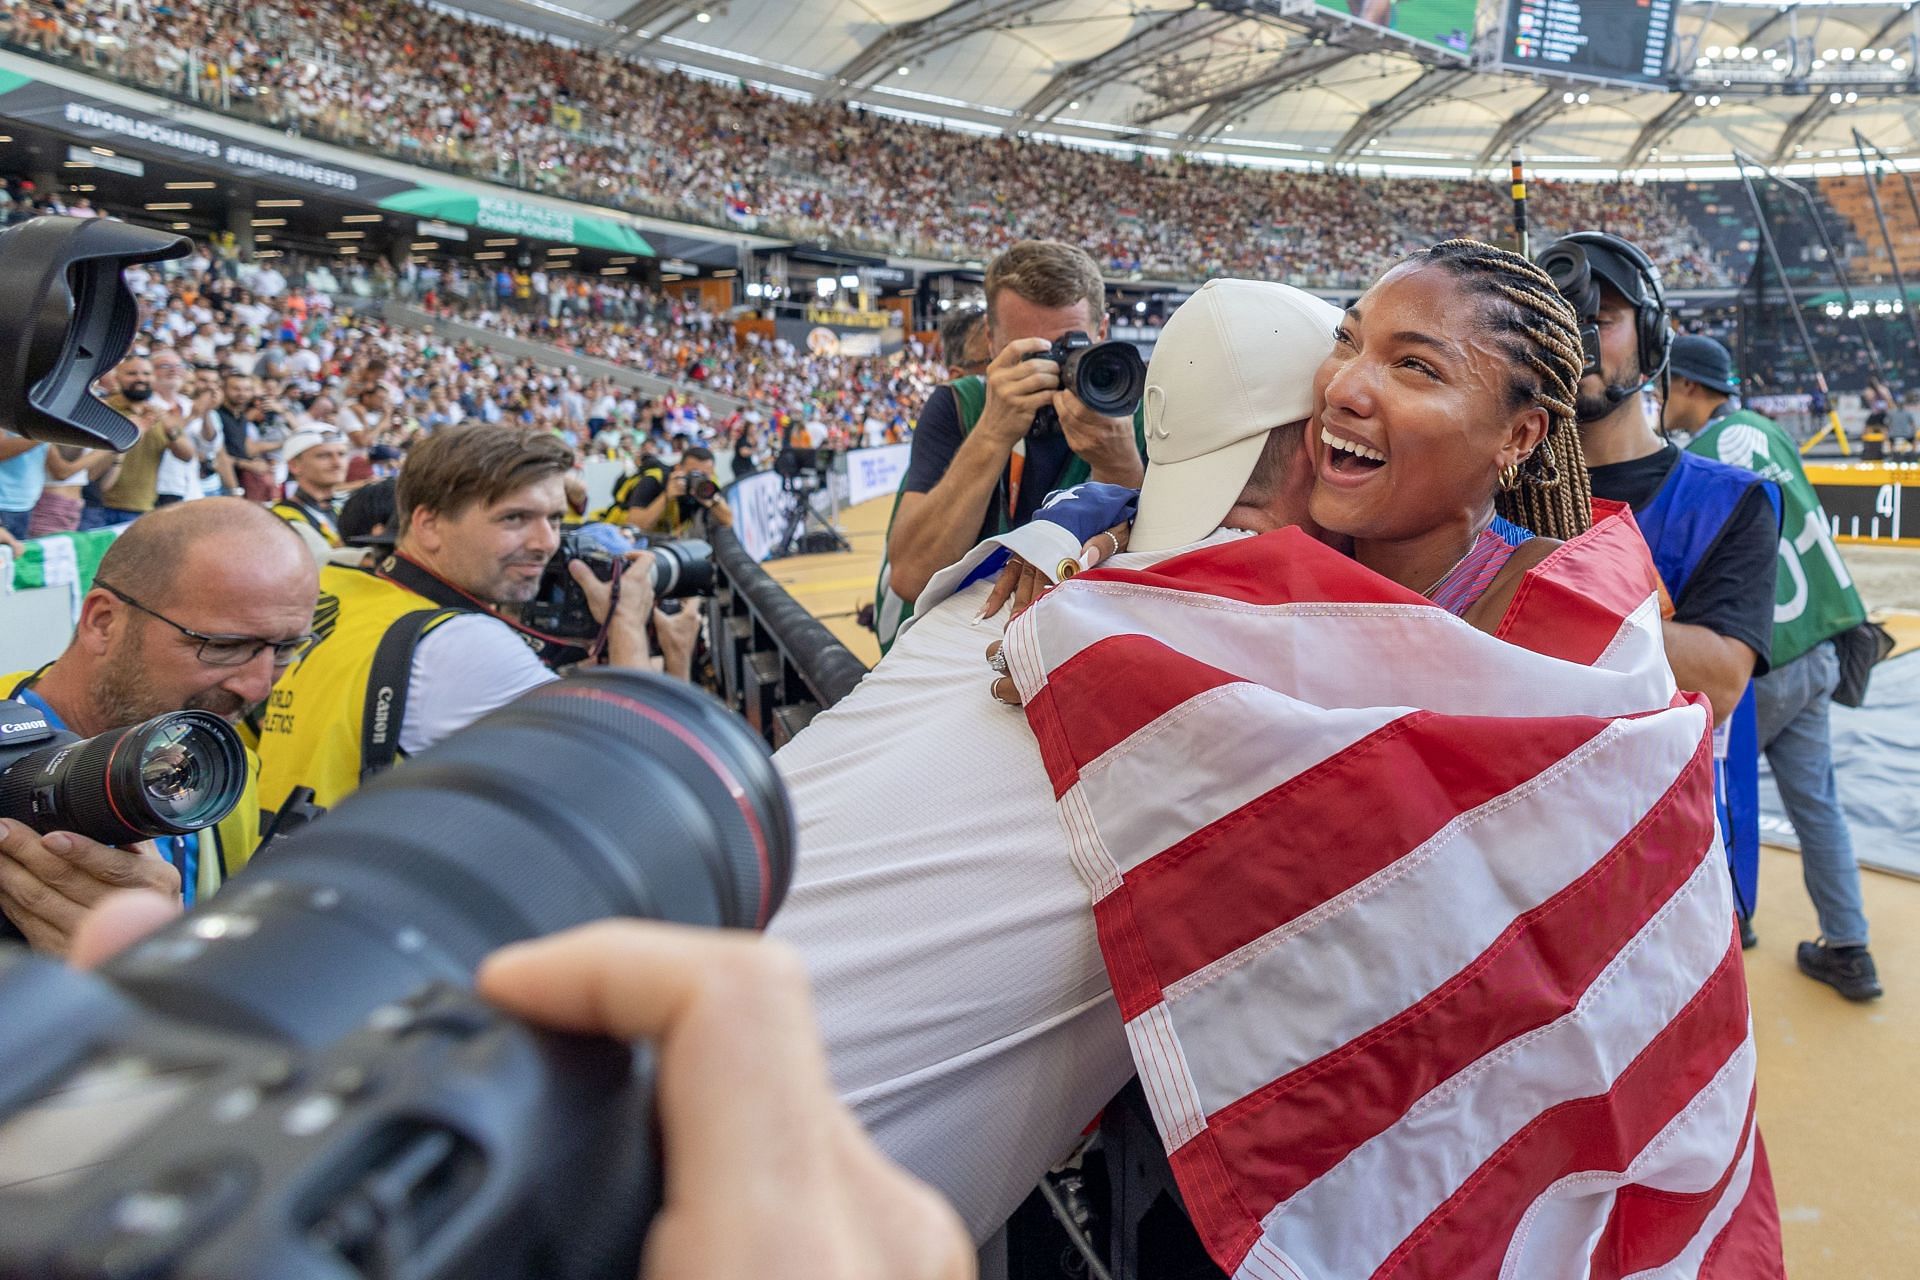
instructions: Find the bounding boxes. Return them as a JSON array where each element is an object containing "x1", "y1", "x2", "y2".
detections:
[{"x1": 452, "y1": 0, "x2": 1920, "y2": 178}]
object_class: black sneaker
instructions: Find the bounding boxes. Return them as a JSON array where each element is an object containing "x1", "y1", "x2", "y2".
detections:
[
  {"x1": 1739, "y1": 915, "x2": 1758, "y2": 950},
  {"x1": 1797, "y1": 941, "x2": 1883, "y2": 1001}
]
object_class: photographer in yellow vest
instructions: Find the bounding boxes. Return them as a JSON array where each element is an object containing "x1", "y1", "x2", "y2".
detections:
[
  {"x1": 2, "y1": 499, "x2": 317, "y2": 954},
  {"x1": 254, "y1": 425, "x2": 658, "y2": 824}
]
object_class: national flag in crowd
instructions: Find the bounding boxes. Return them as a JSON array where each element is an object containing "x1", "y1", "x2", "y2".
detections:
[{"x1": 1002, "y1": 505, "x2": 1785, "y2": 1279}]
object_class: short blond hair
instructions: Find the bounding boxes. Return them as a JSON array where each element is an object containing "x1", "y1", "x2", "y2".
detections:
[{"x1": 984, "y1": 240, "x2": 1105, "y2": 331}]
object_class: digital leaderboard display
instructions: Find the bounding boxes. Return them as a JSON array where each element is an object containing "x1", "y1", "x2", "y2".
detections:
[{"x1": 1500, "y1": 0, "x2": 1676, "y2": 86}]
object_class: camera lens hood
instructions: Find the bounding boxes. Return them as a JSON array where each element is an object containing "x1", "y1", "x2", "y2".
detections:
[{"x1": 0, "y1": 216, "x2": 191, "y2": 448}]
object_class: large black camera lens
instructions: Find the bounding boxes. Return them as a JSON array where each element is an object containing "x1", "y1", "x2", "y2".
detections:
[
  {"x1": 1065, "y1": 341, "x2": 1148, "y2": 418},
  {"x1": 0, "y1": 710, "x2": 246, "y2": 846},
  {"x1": 649, "y1": 538, "x2": 715, "y2": 599},
  {"x1": 104, "y1": 670, "x2": 795, "y2": 1046},
  {"x1": 1537, "y1": 243, "x2": 1598, "y2": 320}
]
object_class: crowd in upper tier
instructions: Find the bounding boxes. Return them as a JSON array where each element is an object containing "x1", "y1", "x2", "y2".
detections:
[{"x1": 6, "y1": 0, "x2": 1728, "y2": 288}]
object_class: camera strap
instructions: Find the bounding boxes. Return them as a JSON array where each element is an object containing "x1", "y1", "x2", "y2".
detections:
[
  {"x1": 360, "y1": 608, "x2": 460, "y2": 782},
  {"x1": 375, "y1": 553, "x2": 606, "y2": 670}
]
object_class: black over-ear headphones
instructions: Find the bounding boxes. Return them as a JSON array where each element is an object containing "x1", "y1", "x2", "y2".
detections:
[{"x1": 1535, "y1": 230, "x2": 1671, "y2": 387}]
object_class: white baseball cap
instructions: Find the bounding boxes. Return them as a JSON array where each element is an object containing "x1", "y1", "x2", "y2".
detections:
[
  {"x1": 281, "y1": 428, "x2": 342, "y2": 463},
  {"x1": 1128, "y1": 279, "x2": 1344, "y2": 553}
]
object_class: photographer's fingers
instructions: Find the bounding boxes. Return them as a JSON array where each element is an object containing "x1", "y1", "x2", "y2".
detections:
[
  {"x1": 479, "y1": 922, "x2": 835, "y2": 1181},
  {"x1": 70, "y1": 889, "x2": 182, "y2": 970},
  {"x1": 481, "y1": 922, "x2": 971, "y2": 1280}
]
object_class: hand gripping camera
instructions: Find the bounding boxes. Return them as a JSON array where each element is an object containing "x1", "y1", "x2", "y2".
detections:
[
  {"x1": 521, "y1": 531, "x2": 718, "y2": 649},
  {"x1": 0, "y1": 670, "x2": 795, "y2": 1278},
  {"x1": 1023, "y1": 330, "x2": 1148, "y2": 434}
]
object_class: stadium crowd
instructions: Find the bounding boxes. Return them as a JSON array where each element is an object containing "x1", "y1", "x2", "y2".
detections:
[{"x1": 7, "y1": 0, "x2": 1727, "y2": 287}]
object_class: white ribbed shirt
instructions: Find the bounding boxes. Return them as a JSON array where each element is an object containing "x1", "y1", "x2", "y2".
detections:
[{"x1": 769, "y1": 530, "x2": 1247, "y2": 1241}]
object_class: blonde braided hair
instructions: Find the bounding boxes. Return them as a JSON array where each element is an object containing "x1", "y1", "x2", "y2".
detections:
[{"x1": 1412, "y1": 239, "x2": 1595, "y2": 540}]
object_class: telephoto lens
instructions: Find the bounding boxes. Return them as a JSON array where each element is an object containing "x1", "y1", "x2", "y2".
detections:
[
  {"x1": 0, "y1": 702, "x2": 246, "y2": 846},
  {"x1": 648, "y1": 537, "x2": 715, "y2": 599},
  {"x1": 0, "y1": 670, "x2": 795, "y2": 1278}
]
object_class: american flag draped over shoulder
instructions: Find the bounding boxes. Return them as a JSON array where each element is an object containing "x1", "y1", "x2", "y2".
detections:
[{"x1": 1002, "y1": 504, "x2": 1785, "y2": 1280}]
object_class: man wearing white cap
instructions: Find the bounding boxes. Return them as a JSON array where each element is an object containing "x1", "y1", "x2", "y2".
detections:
[
  {"x1": 768, "y1": 279, "x2": 1341, "y2": 1243},
  {"x1": 270, "y1": 430, "x2": 349, "y2": 547}
]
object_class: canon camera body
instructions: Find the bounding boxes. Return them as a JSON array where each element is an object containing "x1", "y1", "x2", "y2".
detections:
[{"x1": 0, "y1": 671, "x2": 796, "y2": 1278}]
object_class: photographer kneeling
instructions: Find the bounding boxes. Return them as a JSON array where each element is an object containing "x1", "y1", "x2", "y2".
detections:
[
  {"x1": 255, "y1": 424, "x2": 691, "y2": 824},
  {"x1": 1, "y1": 499, "x2": 318, "y2": 953}
]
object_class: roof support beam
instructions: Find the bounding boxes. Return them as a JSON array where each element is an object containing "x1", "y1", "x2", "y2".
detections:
[
  {"x1": 1476, "y1": 88, "x2": 1573, "y2": 165},
  {"x1": 825, "y1": 0, "x2": 1064, "y2": 102},
  {"x1": 1010, "y1": 8, "x2": 1242, "y2": 132},
  {"x1": 602, "y1": 0, "x2": 699, "y2": 50},
  {"x1": 1769, "y1": 8, "x2": 1908, "y2": 164},
  {"x1": 1329, "y1": 66, "x2": 1473, "y2": 161},
  {"x1": 1134, "y1": 42, "x2": 1354, "y2": 128},
  {"x1": 1622, "y1": 94, "x2": 1697, "y2": 168}
]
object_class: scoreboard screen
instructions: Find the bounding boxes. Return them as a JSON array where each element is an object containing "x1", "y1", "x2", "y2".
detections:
[{"x1": 1499, "y1": 0, "x2": 1676, "y2": 87}]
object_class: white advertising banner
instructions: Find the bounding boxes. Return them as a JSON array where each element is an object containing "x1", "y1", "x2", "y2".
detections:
[
  {"x1": 727, "y1": 470, "x2": 789, "y2": 562},
  {"x1": 844, "y1": 443, "x2": 913, "y2": 508}
]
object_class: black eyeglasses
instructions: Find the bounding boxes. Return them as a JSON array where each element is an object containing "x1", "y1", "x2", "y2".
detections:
[{"x1": 97, "y1": 583, "x2": 312, "y2": 668}]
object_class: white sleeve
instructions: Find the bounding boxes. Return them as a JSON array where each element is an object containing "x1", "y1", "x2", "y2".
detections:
[
  {"x1": 399, "y1": 614, "x2": 557, "y2": 755},
  {"x1": 767, "y1": 580, "x2": 1132, "y2": 1243}
]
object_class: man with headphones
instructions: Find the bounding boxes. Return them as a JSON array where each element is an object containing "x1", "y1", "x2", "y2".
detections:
[{"x1": 1538, "y1": 232, "x2": 1783, "y2": 944}]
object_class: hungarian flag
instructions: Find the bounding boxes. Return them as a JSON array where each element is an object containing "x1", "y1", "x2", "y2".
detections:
[{"x1": 1001, "y1": 504, "x2": 1785, "y2": 1279}]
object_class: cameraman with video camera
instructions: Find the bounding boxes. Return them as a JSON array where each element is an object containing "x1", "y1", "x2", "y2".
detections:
[
  {"x1": 254, "y1": 423, "x2": 679, "y2": 823},
  {"x1": 605, "y1": 444, "x2": 734, "y2": 535},
  {"x1": 876, "y1": 241, "x2": 1147, "y2": 651}
]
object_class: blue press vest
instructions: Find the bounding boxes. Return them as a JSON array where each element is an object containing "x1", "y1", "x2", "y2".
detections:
[{"x1": 1634, "y1": 450, "x2": 1781, "y2": 917}]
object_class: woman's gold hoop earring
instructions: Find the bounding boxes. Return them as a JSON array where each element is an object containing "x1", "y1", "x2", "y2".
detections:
[{"x1": 1499, "y1": 461, "x2": 1521, "y2": 491}]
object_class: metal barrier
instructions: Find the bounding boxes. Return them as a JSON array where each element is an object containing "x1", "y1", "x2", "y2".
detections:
[{"x1": 703, "y1": 527, "x2": 868, "y2": 746}]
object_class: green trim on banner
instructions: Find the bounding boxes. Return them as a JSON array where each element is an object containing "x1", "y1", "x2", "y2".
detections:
[
  {"x1": 0, "y1": 69, "x2": 33, "y2": 96},
  {"x1": 377, "y1": 186, "x2": 654, "y2": 255}
]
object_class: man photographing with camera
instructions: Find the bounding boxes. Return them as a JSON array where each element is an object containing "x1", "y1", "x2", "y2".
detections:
[
  {"x1": 604, "y1": 445, "x2": 734, "y2": 535},
  {"x1": 1, "y1": 498, "x2": 318, "y2": 954},
  {"x1": 876, "y1": 241, "x2": 1147, "y2": 650},
  {"x1": 254, "y1": 424, "x2": 676, "y2": 823}
]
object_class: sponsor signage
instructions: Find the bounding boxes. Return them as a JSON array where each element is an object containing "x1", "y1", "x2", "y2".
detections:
[
  {"x1": 378, "y1": 187, "x2": 654, "y2": 255},
  {"x1": 0, "y1": 75, "x2": 407, "y2": 197},
  {"x1": 802, "y1": 306, "x2": 890, "y2": 330},
  {"x1": 845, "y1": 444, "x2": 913, "y2": 507},
  {"x1": 661, "y1": 258, "x2": 701, "y2": 275},
  {"x1": 66, "y1": 143, "x2": 143, "y2": 177},
  {"x1": 416, "y1": 219, "x2": 469, "y2": 241}
]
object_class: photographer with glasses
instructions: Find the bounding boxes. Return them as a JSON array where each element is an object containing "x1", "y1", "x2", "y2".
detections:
[{"x1": 0, "y1": 498, "x2": 320, "y2": 955}]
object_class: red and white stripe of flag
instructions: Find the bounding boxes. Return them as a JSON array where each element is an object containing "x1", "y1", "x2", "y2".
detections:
[{"x1": 1004, "y1": 509, "x2": 1784, "y2": 1279}]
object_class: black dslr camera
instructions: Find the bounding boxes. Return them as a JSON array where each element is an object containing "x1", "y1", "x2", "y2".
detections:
[
  {"x1": 1023, "y1": 330, "x2": 1148, "y2": 434},
  {"x1": 0, "y1": 702, "x2": 247, "y2": 846},
  {"x1": 522, "y1": 530, "x2": 718, "y2": 644},
  {"x1": 0, "y1": 670, "x2": 796, "y2": 1278}
]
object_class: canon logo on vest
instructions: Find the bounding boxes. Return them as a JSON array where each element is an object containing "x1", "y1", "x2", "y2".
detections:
[{"x1": 0, "y1": 720, "x2": 47, "y2": 735}]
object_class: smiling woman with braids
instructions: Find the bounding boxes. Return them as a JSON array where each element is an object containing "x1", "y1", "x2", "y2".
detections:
[
  {"x1": 1306, "y1": 237, "x2": 1594, "y2": 629},
  {"x1": 978, "y1": 238, "x2": 1597, "y2": 653}
]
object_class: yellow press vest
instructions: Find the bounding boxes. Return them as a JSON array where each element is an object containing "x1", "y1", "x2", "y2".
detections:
[
  {"x1": 2, "y1": 669, "x2": 262, "y2": 897},
  {"x1": 254, "y1": 564, "x2": 460, "y2": 820},
  {"x1": 271, "y1": 497, "x2": 343, "y2": 547}
]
